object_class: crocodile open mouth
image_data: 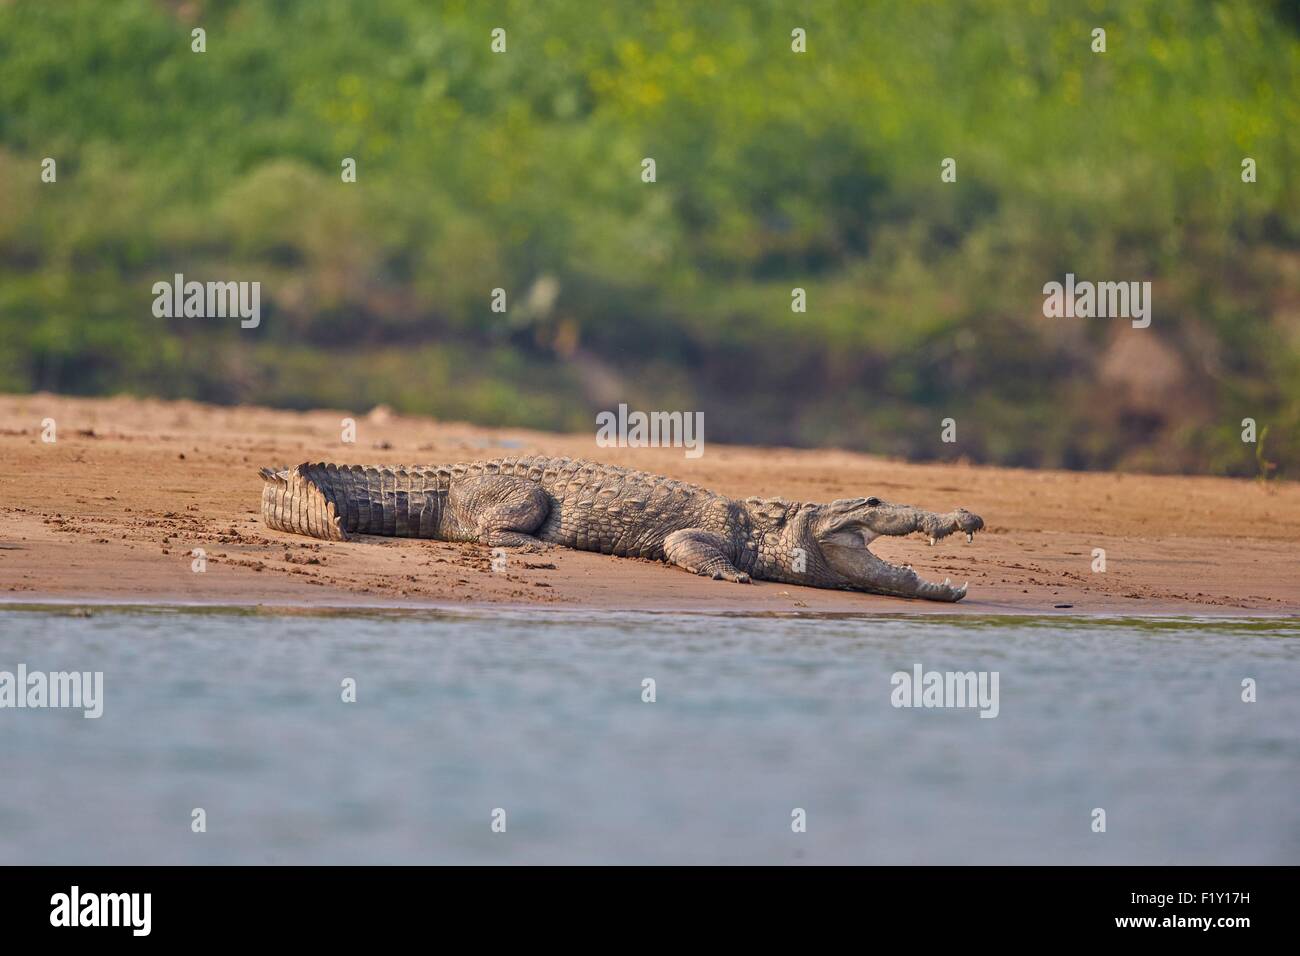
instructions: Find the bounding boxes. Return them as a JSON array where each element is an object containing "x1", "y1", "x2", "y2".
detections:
[{"x1": 821, "y1": 520, "x2": 982, "y2": 602}]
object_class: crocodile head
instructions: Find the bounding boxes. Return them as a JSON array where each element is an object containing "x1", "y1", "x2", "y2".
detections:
[{"x1": 759, "y1": 496, "x2": 985, "y2": 601}]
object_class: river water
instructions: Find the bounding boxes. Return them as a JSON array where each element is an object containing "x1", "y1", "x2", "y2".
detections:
[{"x1": 1, "y1": 606, "x2": 1296, "y2": 864}]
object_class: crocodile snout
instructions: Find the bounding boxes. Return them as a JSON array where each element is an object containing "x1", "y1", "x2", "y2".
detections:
[
  {"x1": 955, "y1": 509, "x2": 984, "y2": 541},
  {"x1": 921, "y1": 508, "x2": 985, "y2": 545}
]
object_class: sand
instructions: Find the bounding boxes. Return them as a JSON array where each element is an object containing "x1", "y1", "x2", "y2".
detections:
[{"x1": 1, "y1": 392, "x2": 1296, "y2": 616}]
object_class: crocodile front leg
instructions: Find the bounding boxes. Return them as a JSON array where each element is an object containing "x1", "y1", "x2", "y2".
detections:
[{"x1": 664, "y1": 529, "x2": 751, "y2": 583}]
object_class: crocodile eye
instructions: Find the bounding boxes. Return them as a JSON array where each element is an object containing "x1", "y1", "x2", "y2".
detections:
[{"x1": 865, "y1": 497, "x2": 881, "y2": 507}]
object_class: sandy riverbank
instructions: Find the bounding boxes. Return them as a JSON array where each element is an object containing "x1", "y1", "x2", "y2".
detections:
[{"x1": 1, "y1": 392, "x2": 1296, "y2": 616}]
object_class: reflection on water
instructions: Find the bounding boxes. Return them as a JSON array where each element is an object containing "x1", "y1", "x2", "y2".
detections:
[{"x1": 1, "y1": 606, "x2": 1297, "y2": 864}]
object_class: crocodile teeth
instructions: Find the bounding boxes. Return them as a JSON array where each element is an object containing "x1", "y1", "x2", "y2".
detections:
[
  {"x1": 943, "y1": 577, "x2": 951, "y2": 587},
  {"x1": 928, "y1": 536, "x2": 936, "y2": 546},
  {"x1": 966, "y1": 532, "x2": 973, "y2": 543}
]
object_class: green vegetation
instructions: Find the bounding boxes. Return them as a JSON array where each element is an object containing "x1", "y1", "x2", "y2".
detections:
[{"x1": 1, "y1": 0, "x2": 1297, "y2": 474}]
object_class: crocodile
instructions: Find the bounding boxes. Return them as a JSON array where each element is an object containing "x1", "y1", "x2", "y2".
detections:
[{"x1": 258, "y1": 456, "x2": 985, "y2": 601}]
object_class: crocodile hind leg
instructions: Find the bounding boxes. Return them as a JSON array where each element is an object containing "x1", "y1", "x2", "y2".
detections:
[
  {"x1": 663, "y1": 529, "x2": 751, "y2": 583},
  {"x1": 448, "y1": 475, "x2": 552, "y2": 551}
]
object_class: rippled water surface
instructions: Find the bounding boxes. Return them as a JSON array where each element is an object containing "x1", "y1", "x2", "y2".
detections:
[{"x1": 1, "y1": 606, "x2": 1296, "y2": 864}]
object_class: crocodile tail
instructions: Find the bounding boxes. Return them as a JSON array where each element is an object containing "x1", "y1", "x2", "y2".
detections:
[{"x1": 259, "y1": 464, "x2": 349, "y2": 541}]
